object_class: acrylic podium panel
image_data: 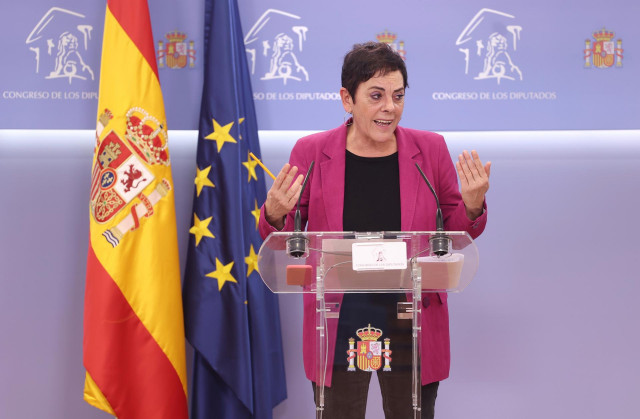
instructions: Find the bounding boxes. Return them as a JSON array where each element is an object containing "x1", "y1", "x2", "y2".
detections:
[
  {"x1": 258, "y1": 231, "x2": 479, "y2": 418},
  {"x1": 258, "y1": 231, "x2": 478, "y2": 294}
]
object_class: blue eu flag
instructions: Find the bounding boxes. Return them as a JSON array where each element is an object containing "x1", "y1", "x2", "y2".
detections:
[{"x1": 182, "y1": 0, "x2": 287, "y2": 417}]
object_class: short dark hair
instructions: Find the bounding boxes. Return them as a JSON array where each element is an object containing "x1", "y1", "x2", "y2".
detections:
[{"x1": 341, "y1": 42, "x2": 408, "y2": 102}]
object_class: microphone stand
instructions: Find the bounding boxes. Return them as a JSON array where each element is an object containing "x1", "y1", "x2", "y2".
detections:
[
  {"x1": 287, "y1": 161, "x2": 315, "y2": 258},
  {"x1": 415, "y1": 163, "x2": 450, "y2": 257}
]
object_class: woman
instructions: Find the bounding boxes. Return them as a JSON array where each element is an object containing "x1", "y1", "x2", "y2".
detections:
[{"x1": 259, "y1": 42, "x2": 490, "y2": 418}]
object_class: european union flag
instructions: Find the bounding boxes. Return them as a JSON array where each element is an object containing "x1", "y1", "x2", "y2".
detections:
[{"x1": 182, "y1": 0, "x2": 287, "y2": 417}]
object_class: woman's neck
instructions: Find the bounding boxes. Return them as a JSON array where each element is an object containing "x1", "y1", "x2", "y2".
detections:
[{"x1": 345, "y1": 126, "x2": 397, "y2": 157}]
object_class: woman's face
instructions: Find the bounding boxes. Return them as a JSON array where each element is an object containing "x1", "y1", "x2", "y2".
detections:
[{"x1": 342, "y1": 70, "x2": 405, "y2": 146}]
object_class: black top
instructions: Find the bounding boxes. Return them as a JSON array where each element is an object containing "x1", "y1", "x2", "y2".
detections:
[
  {"x1": 342, "y1": 149, "x2": 401, "y2": 232},
  {"x1": 334, "y1": 150, "x2": 408, "y2": 367}
]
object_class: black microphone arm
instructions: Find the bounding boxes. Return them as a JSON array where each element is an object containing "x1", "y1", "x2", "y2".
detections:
[
  {"x1": 415, "y1": 163, "x2": 450, "y2": 256},
  {"x1": 287, "y1": 161, "x2": 315, "y2": 258}
]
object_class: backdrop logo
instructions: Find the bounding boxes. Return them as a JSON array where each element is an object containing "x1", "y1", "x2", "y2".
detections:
[
  {"x1": 25, "y1": 7, "x2": 95, "y2": 84},
  {"x1": 455, "y1": 8, "x2": 523, "y2": 84},
  {"x1": 584, "y1": 28, "x2": 623, "y2": 69},
  {"x1": 376, "y1": 30, "x2": 406, "y2": 60},
  {"x1": 244, "y1": 9, "x2": 309, "y2": 85},
  {"x1": 157, "y1": 31, "x2": 196, "y2": 69}
]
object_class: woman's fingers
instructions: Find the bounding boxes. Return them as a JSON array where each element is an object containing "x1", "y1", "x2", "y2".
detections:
[
  {"x1": 457, "y1": 151, "x2": 474, "y2": 184},
  {"x1": 286, "y1": 174, "x2": 304, "y2": 204},
  {"x1": 265, "y1": 164, "x2": 306, "y2": 227},
  {"x1": 455, "y1": 160, "x2": 468, "y2": 186},
  {"x1": 276, "y1": 163, "x2": 298, "y2": 189},
  {"x1": 470, "y1": 150, "x2": 487, "y2": 178},
  {"x1": 273, "y1": 163, "x2": 289, "y2": 188},
  {"x1": 459, "y1": 150, "x2": 491, "y2": 184},
  {"x1": 484, "y1": 160, "x2": 492, "y2": 178},
  {"x1": 463, "y1": 150, "x2": 478, "y2": 181},
  {"x1": 457, "y1": 150, "x2": 491, "y2": 219}
]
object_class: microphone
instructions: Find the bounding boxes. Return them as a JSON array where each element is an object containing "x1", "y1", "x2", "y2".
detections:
[
  {"x1": 287, "y1": 161, "x2": 315, "y2": 258},
  {"x1": 415, "y1": 163, "x2": 450, "y2": 256}
]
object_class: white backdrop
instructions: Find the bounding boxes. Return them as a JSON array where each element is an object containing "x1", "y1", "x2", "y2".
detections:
[{"x1": 1, "y1": 129, "x2": 639, "y2": 418}]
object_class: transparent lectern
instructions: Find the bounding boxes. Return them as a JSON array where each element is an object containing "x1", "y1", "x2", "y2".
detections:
[{"x1": 258, "y1": 231, "x2": 479, "y2": 418}]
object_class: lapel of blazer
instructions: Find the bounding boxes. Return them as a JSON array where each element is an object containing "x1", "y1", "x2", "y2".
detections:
[
  {"x1": 320, "y1": 125, "x2": 347, "y2": 231},
  {"x1": 397, "y1": 127, "x2": 422, "y2": 231}
]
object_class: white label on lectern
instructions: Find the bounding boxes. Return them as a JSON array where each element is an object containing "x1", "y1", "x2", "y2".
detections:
[{"x1": 352, "y1": 242, "x2": 407, "y2": 271}]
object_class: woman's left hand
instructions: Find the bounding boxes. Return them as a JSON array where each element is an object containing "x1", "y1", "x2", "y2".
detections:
[{"x1": 456, "y1": 150, "x2": 491, "y2": 220}]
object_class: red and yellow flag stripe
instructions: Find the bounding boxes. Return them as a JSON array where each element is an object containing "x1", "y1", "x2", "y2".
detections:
[{"x1": 83, "y1": 1, "x2": 187, "y2": 417}]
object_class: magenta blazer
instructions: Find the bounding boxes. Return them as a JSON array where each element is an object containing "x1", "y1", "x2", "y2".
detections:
[{"x1": 259, "y1": 123, "x2": 487, "y2": 386}]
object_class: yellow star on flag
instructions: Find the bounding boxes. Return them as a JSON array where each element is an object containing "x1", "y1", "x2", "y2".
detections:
[
  {"x1": 194, "y1": 165, "x2": 215, "y2": 196},
  {"x1": 205, "y1": 118, "x2": 237, "y2": 152},
  {"x1": 245, "y1": 245, "x2": 259, "y2": 277},
  {"x1": 206, "y1": 259, "x2": 237, "y2": 291},
  {"x1": 242, "y1": 152, "x2": 259, "y2": 182},
  {"x1": 250, "y1": 200, "x2": 260, "y2": 229},
  {"x1": 189, "y1": 214, "x2": 215, "y2": 246}
]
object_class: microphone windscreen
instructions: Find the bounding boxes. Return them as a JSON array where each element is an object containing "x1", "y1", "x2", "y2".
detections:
[{"x1": 286, "y1": 265, "x2": 312, "y2": 286}]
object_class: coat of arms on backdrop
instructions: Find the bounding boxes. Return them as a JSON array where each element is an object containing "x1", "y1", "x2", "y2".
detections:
[
  {"x1": 584, "y1": 27, "x2": 623, "y2": 69},
  {"x1": 347, "y1": 324, "x2": 392, "y2": 372},
  {"x1": 157, "y1": 31, "x2": 196, "y2": 69}
]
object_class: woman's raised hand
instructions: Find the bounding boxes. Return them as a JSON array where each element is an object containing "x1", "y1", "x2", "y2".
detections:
[
  {"x1": 264, "y1": 163, "x2": 305, "y2": 229},
  {"x1": 456, "y1": 150, "x2": 491, "y2": 220}
]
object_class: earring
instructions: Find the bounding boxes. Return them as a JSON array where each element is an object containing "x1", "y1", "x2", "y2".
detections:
[{"x1": 344, "y1": 112, "x2": 353, "y2": 126}]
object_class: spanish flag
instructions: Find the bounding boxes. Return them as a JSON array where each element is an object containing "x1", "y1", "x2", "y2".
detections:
[{"x1": 83, "y1": 1, "x2": 188, "y2": 417}]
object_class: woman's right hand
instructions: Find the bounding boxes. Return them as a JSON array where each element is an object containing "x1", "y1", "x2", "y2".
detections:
[{"x1": 264, "y1": 163, "x2": 305, "y2": 230}]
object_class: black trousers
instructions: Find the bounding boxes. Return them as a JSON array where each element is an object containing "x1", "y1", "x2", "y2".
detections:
[
  {"x1": 314, "y1": 293, "x2": 439, "y2": 418},
  {"x1": 312, "y1": 369, "x2": 439, "y2": 419}
]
